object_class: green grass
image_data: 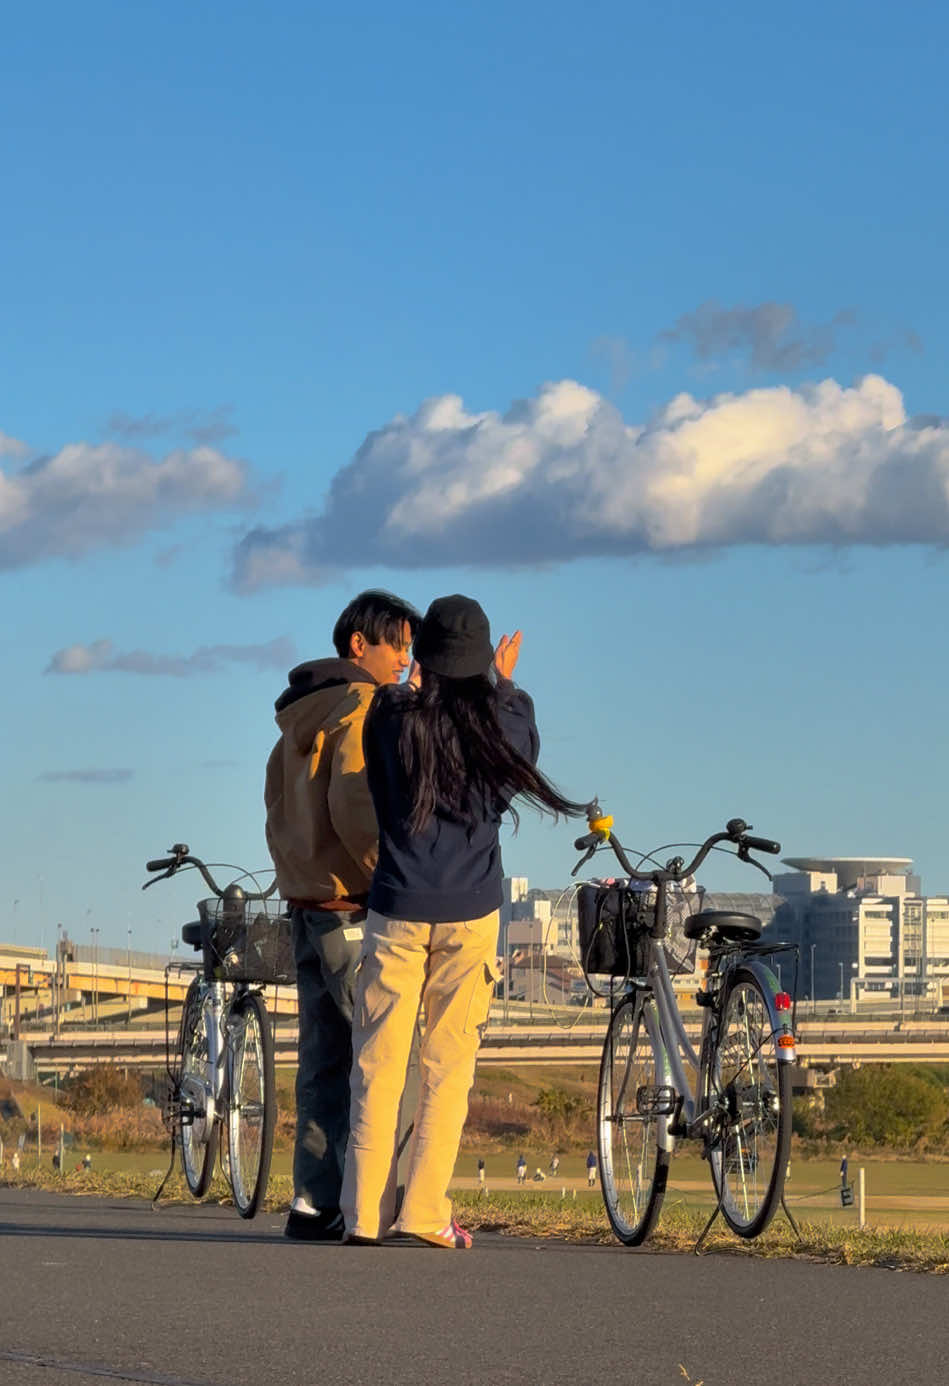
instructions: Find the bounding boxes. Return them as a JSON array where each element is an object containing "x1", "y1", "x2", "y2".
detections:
[{"x1": 4, "y1": 1160, "x2": 949, "y2": 1274}]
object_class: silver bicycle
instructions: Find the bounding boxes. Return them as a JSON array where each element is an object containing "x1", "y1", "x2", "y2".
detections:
[
  {"x1": 144, "y1": 845, "x2": 293, "y2": 1218},
  {"x1": 573, "y1": 808, "x2": 798, "y2": 1245}
]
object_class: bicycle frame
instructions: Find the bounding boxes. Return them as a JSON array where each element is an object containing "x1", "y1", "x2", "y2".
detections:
[{"x1": 635, "y1": 941, "x2": 793, "y2": 1156}]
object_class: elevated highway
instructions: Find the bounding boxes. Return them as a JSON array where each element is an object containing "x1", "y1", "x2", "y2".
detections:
[{"x1": 8, "y1": 1016, "x2": 949, "y2": 1076}]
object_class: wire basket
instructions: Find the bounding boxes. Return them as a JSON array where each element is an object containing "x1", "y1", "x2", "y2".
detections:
[
  {"x1": 577, "y1": 878, "x2": 702, "y2": 982},
  {"x1": 197, "y1": 897, "x2": 296, "y2": 985}
]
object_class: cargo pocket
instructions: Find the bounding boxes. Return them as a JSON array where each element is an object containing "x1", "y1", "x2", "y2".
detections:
[{"x1": 465, "y1": 957, "x2": 503, "y2": 1037}]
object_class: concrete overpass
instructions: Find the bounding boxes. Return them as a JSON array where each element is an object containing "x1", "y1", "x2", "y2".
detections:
[
  {"x1": 7, "y1": 1016, "x2": 949, "y2": 1079},
  {"x1": 0, "y1": 945, "x2": 299, "y2": 1036}
]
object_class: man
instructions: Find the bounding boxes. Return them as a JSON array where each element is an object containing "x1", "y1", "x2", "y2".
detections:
[{"x1": 265, "y1": 589, "x2": 419, "y2": 1240}]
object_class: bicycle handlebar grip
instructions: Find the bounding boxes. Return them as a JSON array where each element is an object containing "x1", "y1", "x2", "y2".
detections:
[
  {"x1": 573, "y1": 831, "x2": 602, "y2": 851},
  {"x1": 146, "y1": 858, "x2": 173, "y2": 872},
  {"x1": 744, "y1": 835, "x2": 781, "y2": 855}
]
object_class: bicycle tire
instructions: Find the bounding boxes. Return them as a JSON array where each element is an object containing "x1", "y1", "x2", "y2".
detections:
[
  {"x1": 705, "y1": 967, "x2": 791, "y2": 1238},
  {"x1": 597, "y1": 994, "x2": 670, "y2": 1246},
  {"x1": 226, "y1": 991, "x2": 275, "y2": 1219},
  {"x1": 177, "y1": 978, "x2": 218, "y2": 1198}
]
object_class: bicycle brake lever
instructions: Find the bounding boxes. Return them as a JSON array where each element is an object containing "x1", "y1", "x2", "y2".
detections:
[
  {"x1": 141, "y1": 867, "x2": 175, "y2": 891},
  {"x1": 571, "y1": 845, "x2": 597, "y2": 878},
  {"x1": 737, "y1": 846, "x2": 774, "y2": 884}
]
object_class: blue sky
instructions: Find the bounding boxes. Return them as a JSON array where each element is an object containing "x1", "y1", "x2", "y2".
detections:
[{"x1": 4, "y1": 1, "x2": 949, "y2": 954}]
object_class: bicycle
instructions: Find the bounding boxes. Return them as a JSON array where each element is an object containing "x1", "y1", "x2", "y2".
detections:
[
  {"x1": 572, "y1": 806, "x2": 798, "y2": 1247},
  {"x1": 143, "y1": 844, "x2": 294, "y2": 1218}
]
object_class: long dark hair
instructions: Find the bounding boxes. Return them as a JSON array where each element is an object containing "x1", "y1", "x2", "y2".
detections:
[{"x1": 391, "y1": 670, "x2": 584, "y2": 835}]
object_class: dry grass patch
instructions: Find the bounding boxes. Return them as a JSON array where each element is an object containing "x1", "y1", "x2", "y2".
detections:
[{"x1": 3, "y1": 1168, "x2": 948, "y2": 1273}]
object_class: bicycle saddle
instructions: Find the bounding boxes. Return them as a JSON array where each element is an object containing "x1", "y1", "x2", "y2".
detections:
[{"x1": 683, "y1": 910, "x2": 762, "y2": 942}]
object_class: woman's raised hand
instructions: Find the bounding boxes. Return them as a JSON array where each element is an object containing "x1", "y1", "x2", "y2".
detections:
[{"x1": 493, "y1": 630, "x2": 522, "y2": 680}]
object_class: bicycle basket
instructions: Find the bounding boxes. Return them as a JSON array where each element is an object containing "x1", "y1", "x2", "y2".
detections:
[
  {"x1": 577, "y1": 880, "x2": 702, "y2": 980},
  {"x1": 664, "y1": 877, "x2": 703, "y2": 976},
  {"x1": 577, "y1": 884, "x2": 651, "y2": 978},
  {"x1": 197, "y1": 897, "x2": 296, "y2": 985}
]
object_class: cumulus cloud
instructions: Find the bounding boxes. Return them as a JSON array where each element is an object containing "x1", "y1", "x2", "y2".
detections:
[
  {"x1": 37, "y1": 769, "x2": 134, "y2": 784},
  {"x1": 657, "y1": 300, "x2": 858, "y2": 371},
  {"x1": 105, "y1": 405, "x2": 238, "y2": 444},
  {"x1": 0, "y1": 438, "x2": 253, "y2": 570},
  {"x1": 45, "y1": 636, "x2": 296, "y2": 677},
  {"x1": 231, "y1": 374, "x2": 949, "y2": 590}
]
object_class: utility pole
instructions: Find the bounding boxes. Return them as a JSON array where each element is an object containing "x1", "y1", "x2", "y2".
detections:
[{"x1": 91, "y1": 926, "x2": 100, "y2": 1025}]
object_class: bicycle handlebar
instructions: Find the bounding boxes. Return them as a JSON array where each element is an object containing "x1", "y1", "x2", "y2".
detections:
[
  {"x1": 742, "y1": 834, "x2": 781, "y2": 855},
  {"x1": 142, "y1": 846, "x2": 278, "y2": 900},
  {"x1": 572, "y1": 809, "x2": 781, "y2": 884}
]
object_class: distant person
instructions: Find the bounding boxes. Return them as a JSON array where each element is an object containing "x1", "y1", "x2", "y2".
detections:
[
  {"x1": 265, "y1": 590, "x2": 420, "y2": 1242},
  {"x1": 11, "y1": 1150, "x2": 20, "y2": 1172},
  {"x1": 516, "y1": 1154, "x2": 528, "y2": 1184},
  {"x1": 549, "y1": 1153, "x2": 560, "y2": 1175},
  {"x1": 586, "y1": 1150, "x2": 597, "y2": 1187},
  {"x1": 82, "y1": 1154, "x2": 92, "y2": 1170},
  {"x1": 532, "y1": 1167, "x2": 546, "y2": 1182},
  {"x1": 341, "y1": 596, "x2": 584, "y2": 1249},
  {"x1": 477, "y1": 1157, "x2": 486, "y2": 1190}
]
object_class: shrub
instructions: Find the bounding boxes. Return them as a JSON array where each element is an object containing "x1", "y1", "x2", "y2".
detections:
[
  {"x1": 823, "y1": 1067, "x2": 949, "y2": 1150},
  {"x1": 61, "y1": 1068, "x2": 144, "y2": 1116}
]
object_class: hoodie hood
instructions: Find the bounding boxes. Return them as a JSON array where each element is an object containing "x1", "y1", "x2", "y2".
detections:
[{"x1": 274, "y1": 658, "x2": 376, "y2": 714}]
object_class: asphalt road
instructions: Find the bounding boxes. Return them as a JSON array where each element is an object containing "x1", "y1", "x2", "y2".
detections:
[{"x1": 1, "y1": 1189, "x2": 946, "y2": 1386}]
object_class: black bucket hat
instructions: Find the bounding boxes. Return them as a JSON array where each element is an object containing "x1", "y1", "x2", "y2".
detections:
[{"x1": 413, "y1": 594, "x2": 493, "y2": 679}]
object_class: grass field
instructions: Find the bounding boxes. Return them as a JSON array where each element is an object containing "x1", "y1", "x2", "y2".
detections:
[
  {"x1": 4, "y1": 1162, "x2": 948, "y2": 1274},
  {"x1": 9, "y1": 1143, "x2": 949, "y2": 1233}
]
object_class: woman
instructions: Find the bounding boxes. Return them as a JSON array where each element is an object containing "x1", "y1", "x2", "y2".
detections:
[{"x1": 340, "y1": 594, "x2": 583, "y2": 1248}]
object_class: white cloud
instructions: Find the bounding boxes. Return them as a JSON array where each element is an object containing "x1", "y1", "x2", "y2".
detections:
[
  {"x1": 45, "y1": 636, "x2": 296, "y2": 677},
  {"x1": 0, "y1": 438, "x2": 253, "y2": 570},
  {"x1": 231, "y1": 374, "x2": 949, "y2": 589}
]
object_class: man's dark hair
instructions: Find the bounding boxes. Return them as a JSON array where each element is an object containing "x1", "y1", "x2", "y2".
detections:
[{"x1": 333, "y1": 589, "x2": 421, "y2": 658}]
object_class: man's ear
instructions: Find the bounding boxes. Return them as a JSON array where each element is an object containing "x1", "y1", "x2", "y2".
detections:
[{"x1": 349, "y1": 631, "x2": 367, "y2": 659}]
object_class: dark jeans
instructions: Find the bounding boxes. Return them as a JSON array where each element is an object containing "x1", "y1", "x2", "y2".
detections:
[{"x1": 292, "y1": 906, "x2": 419, "y2": 1212}]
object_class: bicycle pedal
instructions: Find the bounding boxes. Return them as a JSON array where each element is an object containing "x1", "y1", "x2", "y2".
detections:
[{"x1": 636, "y1": 1084, "x2": 678, "y2": 1116}]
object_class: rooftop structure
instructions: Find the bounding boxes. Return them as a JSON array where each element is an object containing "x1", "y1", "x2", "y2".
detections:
[{"x1": 782, "y1": 856, "x2": 912, "y2": 885}]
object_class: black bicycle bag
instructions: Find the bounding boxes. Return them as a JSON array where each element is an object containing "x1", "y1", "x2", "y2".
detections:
[{"x1": 577, "y1": 884, "x2": 651, "y2": 978}]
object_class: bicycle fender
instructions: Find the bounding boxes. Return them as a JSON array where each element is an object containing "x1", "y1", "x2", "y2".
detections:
[{"x1": 736, "y1": 958, "x2": 797, "y2": 1064}]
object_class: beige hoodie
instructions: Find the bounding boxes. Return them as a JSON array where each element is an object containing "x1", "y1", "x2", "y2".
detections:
[{"x1": 264, "y1": 659, "x2": 379, "y2": 902}]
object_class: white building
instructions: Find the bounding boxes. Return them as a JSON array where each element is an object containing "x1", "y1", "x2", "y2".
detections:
[{"x1": 769, "y1": 855, "x2": 949, "y2": 1005}]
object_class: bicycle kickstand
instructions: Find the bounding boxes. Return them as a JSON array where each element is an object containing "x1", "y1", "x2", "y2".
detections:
[
  {"x1": 780, "y1": 1194, "x2": 803, "y2": 1243},
  {"x1": 151, "y1": 1129, "x2": 179, "y2": 1211},
  {"x1": 692, "y1": 1193, "x2": 725, "y2": 1255}
]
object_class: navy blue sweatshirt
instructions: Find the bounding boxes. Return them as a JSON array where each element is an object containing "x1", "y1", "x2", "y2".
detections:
[{"x1": 364, "y1": 680, "x2": 540, "y2": 923}]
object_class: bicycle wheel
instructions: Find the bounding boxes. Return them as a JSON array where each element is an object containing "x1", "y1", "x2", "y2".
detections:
[
  {"x1": 177, "y1": 978, "x2": 218, "y2": 1198},
  {"x1": 706, "y1": 967, "x2": 791, "y2": 1238},
  {"x1": 597, "y1": 993, "x2": 670, "y2": 1246},
  {"x1": 226, "y1": 991, "x2": 275, "y2": 1218}
]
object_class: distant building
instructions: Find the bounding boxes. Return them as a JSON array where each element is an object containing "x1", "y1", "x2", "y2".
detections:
[{"x1": 766, "y1": 856, "x2": 949, "y2": 1005}]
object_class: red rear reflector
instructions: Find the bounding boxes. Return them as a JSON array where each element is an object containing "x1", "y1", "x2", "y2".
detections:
[
  {"x1": 778, "y1": 1034, "x2": 796, "y2": 1048},
  {"x1": 775, "y1": 992, "x2": 792, "y2": 1010}
]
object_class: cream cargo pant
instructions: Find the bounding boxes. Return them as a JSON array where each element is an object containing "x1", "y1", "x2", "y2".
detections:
[{"x1": 341, "y1": 908, "x2": 499, "y2": 1241}]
